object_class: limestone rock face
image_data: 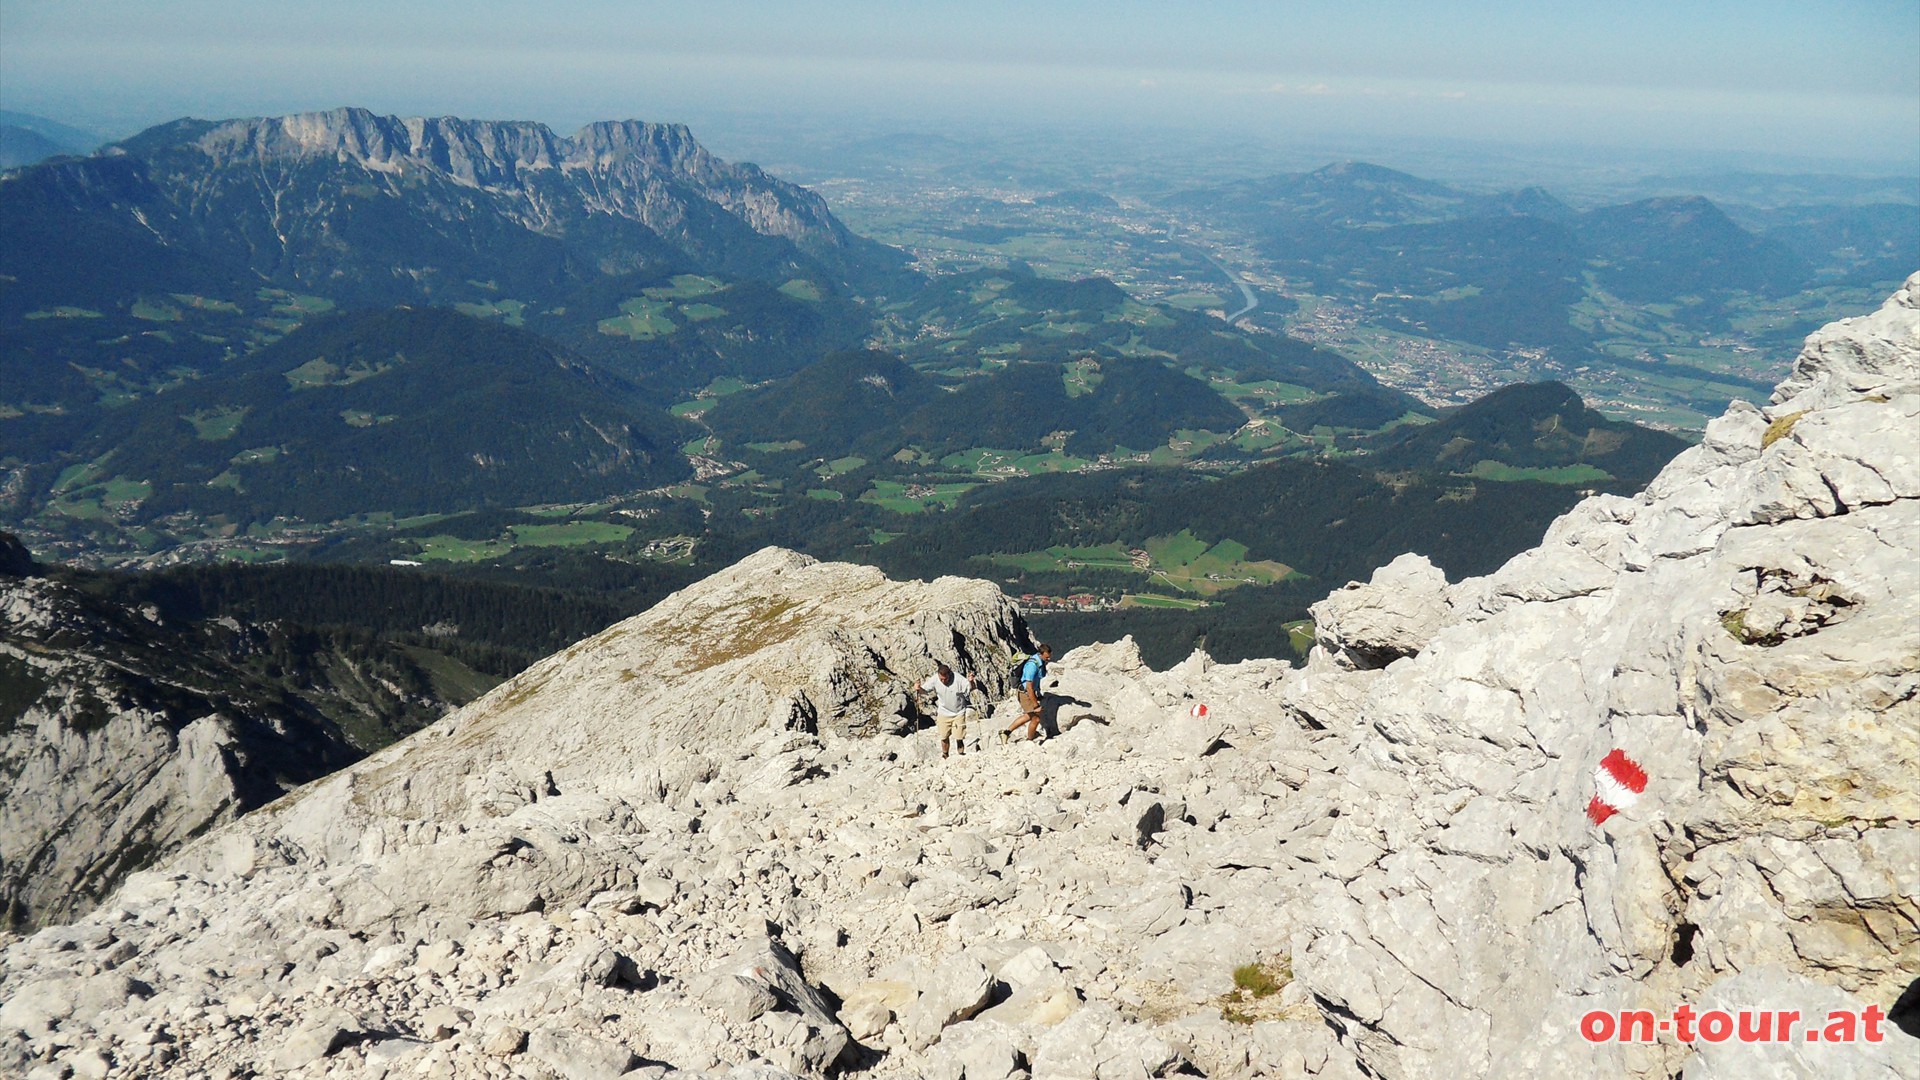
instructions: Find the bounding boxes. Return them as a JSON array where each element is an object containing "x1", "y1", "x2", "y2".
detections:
[
  {"x1": 0, "y1": 548, "x2": 1048, "y2": 1078},
  {"x1": 0, "y1": 570, "x2": 364, "y2": 930},
  {"x1": 1, "y1": 284, "x2": 1914, "y2": 1078},
  {"x1": 1772, "y1": 271, "x2": 1920, "y2": 410},
  {"x1": 1281, "y1": 273, "x2": 1920, "y2": 1080}
]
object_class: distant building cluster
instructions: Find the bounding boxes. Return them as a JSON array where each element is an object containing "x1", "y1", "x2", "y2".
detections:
[
  {"x1": 641, "y1": 536, "x2": 696, "y2": 560},
  {"x1": 1016, "y1": 592, "x2": 1113, "y2": 613}
]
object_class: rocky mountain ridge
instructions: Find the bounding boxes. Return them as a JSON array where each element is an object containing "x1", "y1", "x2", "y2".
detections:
[
  {"x1": 169, "y1": 108, "x2": 857, "y2": 257},
  {"x1": 0, "y1": 278, "x2": 1914, "y2": 1078},
  {"x1": 3, "y1": 105, "x2": 903, "y2": 326}
]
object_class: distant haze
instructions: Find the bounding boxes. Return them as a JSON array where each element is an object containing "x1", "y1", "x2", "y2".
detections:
[{"x1": 2, "y1": 0, "x2": 1915, "y2": 173}]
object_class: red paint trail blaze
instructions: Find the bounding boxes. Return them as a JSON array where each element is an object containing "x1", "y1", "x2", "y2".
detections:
[
  {"x1": 1588, "y1": 748, "x2": 1648, "y2": 824},
  {"x1": 1600, "y1": 749, "x2": 1649, "y2": 793}
]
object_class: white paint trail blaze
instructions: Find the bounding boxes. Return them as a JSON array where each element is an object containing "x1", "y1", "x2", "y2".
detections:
[{"x1": 1587, "y1": 749, "x2": 1649, "y2": 825}]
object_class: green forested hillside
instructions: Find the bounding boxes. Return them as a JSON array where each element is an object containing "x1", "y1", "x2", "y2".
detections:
[
  {"x1": 12, "y1": 542, "x2": 695, "y2": 757},
  {"x1": 1062, "y1": 358, "x2": 1248, "y2": 454},
  {"x1": 857, "y1": 461, "x2": 1580, "y2": 665},
  {"x1": 864, "y1": 461, "x2": 1569, "y2": 584},
  {"x1": 1366, "y1": 381, "x2": 1690, "y2": 488},
  {"x1": 886, "y1": 265, "x2": 1385, "y2": 395},
  {"x1": 706, "y1": 352, "x2": 1256, "y2": 464},
  {"x1": 74, "y1": 309, "x2": 694, "y2": 520},
  {"x1": 0, "y1": 110, "x2": 890, "y2": 466},
  {"x1": 2, "y1": 118, "x2": 1717, "y2": 677},
  {"x1": 1575, "y1": 197, "x2": 1812, "y2": 304},
  {"x1": 704, "y1": 351, "x2": 945, "y2": 453},
  {"x1": 1168, "y1": 161, "x2": 1875, "y2": 378}
]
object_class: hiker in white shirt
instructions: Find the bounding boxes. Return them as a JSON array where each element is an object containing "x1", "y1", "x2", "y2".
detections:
[{"x1": 918, "y1": 662, "x2": 974, "y2": 759}]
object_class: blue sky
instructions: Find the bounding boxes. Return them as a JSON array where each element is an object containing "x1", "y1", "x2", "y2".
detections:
[{"x1": 3, "y1": 1, "x2": 1915, "y2": 169}]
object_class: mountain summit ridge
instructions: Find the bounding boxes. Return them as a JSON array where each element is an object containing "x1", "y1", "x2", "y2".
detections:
[
  {"x1": 174, "y1": 106, "x2": 726, "y2": 177},
  {"x1": 138, "y1": 105, "x2": 860, "y2": 255}
]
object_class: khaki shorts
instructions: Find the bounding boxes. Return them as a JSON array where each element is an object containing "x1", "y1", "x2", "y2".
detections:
[
  {"x1": 936, "y1": 709, "x2": 973, "y2": 740},
  {"x1": 1019, "y1": 687, "x2": 1041, "y2": 715}
]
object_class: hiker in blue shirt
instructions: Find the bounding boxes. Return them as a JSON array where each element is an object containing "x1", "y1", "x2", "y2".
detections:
[{"x1": 1001, "y1": 643, "x2": 1054, "y2": 743}]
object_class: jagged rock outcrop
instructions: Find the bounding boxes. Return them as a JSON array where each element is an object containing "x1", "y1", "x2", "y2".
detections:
[
  {"x1": 0, "y1": 533, "x2": 34, "y2": 578},
  {"x1": 1306, "y1": 553, "x2": 1451, "y2": 670},
  {"x1": 0, "y1": 284, "x2": 1913, "y2": 1077},
  {"x1": 0, "y1": 550, "x2": 1053, "y2": 1077},
  {"x1": 3, "y1": 106, "x2": 907, "y2": 351},
  {"x1": 1279, "y1": 273, "x2": 1919, "y2": 1078}
]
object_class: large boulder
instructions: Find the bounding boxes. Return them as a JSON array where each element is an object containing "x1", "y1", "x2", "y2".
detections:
[{"x1": 1308, "y1": 552, "x2": 1453, "y2": 669}]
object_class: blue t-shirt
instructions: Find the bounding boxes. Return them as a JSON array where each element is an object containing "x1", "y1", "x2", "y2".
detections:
[{"x1": 1020, "y1": 654, "x2": 1048, "y2": 689}]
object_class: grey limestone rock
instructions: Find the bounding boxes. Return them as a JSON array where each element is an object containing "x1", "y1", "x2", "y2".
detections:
[
  {"x1": 1032, "y1": 1004, "x2": 1180, "y2": 1080},
  {"x1": 902, "y1": 952, "x2": 997, "y2": 1049},
  {"x1": 691, "y1": 971, "x2": 782, "y2": 1024},
  {"x1": 528, "y1": 1027, "x2": 640, "y2": 1080},
  {"x1": 272, "y1": 1012, "x2": 357, "y2": 1071},
  {"x1": 0, "y1": 573, "x2": 363, "y2": 930},
  {"x1": 1276, "y1": 273, "x2": 1920, "y2": 1080},
  {"x1": 924, "y1": 1018, "x2": 1028, "y2": 1080},
  {"x1": 365, "y1": 1036, "x2": 432, "y2": 1068},
  {"x1": 66, "y1": 1048, "x2": 110, "y2": 1080},
  {"x1": 1308, "y1": 553, "x2": 1453, "y2": 669}
]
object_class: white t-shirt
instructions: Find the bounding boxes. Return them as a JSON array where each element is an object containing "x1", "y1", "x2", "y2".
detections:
[{"x1": 919, "y1": 673, "x2": 973, "y2": 716}]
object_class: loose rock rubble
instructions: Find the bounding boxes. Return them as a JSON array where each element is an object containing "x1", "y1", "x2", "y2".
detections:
[{"x1": 1, "y1": 276, "x2": 1915, "y2": 1079}]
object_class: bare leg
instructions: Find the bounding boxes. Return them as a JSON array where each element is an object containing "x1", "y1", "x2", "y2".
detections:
[{"x1": 1010, "y1": 688, "x2": 1043, "y2": 740}]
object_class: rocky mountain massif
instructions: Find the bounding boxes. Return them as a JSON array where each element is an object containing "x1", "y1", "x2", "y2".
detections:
[
  {"x1": 8, "y1": 105, "x2": 897, "y2": 311},
  {"x1": 0, "y1": 278, "x2": 1914, "y2": 1077},
  {"x1": 0, "y1": 106, "x2": 887, "y2": 455}
]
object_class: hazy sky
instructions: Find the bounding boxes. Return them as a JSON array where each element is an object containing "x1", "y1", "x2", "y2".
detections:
[{"x1": 3, "y1": 0, "x2": 1915, "y2": 170}]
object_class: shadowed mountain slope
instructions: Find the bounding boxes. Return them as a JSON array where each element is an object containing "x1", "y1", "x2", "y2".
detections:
[{"x1": 86, "y1": 308, "x2": 694, "y2": 521}]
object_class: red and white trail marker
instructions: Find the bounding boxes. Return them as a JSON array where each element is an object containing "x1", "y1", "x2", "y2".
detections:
[
  {"x1": 1587, "y1": 749, "x2": 1649, "y2": 825},
  {"x1": 1188, "y1": 703, "x2": 1209, "y2": 719}
]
